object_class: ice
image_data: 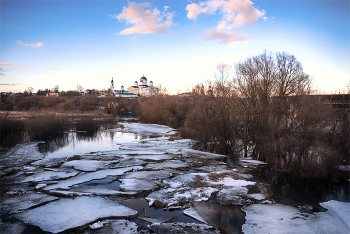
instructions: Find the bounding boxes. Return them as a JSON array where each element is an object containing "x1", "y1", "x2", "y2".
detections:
[
  {"x1": 242, "y1": 200, "x2": 350, "y2": 234},
  {"x1": 124, "y1": 169, "x2": 176, "y2": 180},
  {"x1": 2, "y1": 193, "x2": 58, "y2": 214},
  {"x1": 145, "y1": 160, "x2": 189, "y2": 170},
  {"x1": 14, "y1": 196, "x2": 138, "y2": 233},
  {"x1": 147, "y1": 222, "x2": 220, "y2": 234},
  {"x1": 216, "y1": 187, "x2": 249, "y2": 201},
  {"x1": 44, "y1": 166, "x2": 142, "y2": 191},
  {"x1": 1, "y1": 143, "x2": 44, "y2": 167},
  {"x1": 46, "y1": 188, "x2": 137, "y2": 197},
  {"x1": 183, "y1": 207, "x2": 208, "y2": 224},
  {"x1": 31, "y1": 157, "x2": 66, "y2": 168},
  {"x1": 132, "y1": 154, "x2": 174, "y2": 161},
  {"x1": 22, "y1": 171, "x2": 79, "y2": 182},
  {"x1": 181, "y1": 149, "x2": 226, "y2": 160},
  {"x1": 120, "y1": 122, "x2": 177, "y2": 135},
  {"x1": 120, "y1": 179, "x2": 158, "y2": 192},
  {"x1": 240, "y1": 157, "x2": 267, "y2": 166},
  {"x1": 208, "y1": 177, "x2": 256, "y2": 187},
  {"x1": 62, "y1": 160, "x2": 118, "y2": 172},
  {"x1": 86, "y1": 219, "x2": 138, "y2": 234}
]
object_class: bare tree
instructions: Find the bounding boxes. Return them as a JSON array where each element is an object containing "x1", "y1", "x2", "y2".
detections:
[{"x1": 76, "y1": 84, "x2": 84, "y2": 93}]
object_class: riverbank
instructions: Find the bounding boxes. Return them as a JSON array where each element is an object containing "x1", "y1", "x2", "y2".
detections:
[{"x1": 1, "y1": 121, "x2": 349, "y2": 233}]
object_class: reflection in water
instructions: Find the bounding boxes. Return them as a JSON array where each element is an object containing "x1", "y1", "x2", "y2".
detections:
[
  {"x1": 195, "y1": 202, "x2": 246, "y2": 234},
  {"x1": 37, "y1": 134, "x2": 69, "y2": 154},
  {"x1": 249, "y1": 166, "x2": 350, "y2": 210}
]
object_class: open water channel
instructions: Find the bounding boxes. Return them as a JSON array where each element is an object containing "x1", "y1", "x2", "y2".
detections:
[{"x1": 0, "y1": 120, "x2": 349, "y2": 233}]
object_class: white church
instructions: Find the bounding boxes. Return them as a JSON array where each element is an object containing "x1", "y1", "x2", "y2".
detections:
[{"x1": 110, "y1": 75, "x2": 158, "y2": 97}]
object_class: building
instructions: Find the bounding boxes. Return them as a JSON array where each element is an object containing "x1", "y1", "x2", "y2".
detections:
[
  {"x1": 127, "y1": 75, "x2": 158, "y2": 96},
  {"x1": 110, "y1": 75, "x2": 158, "y2": 97}
]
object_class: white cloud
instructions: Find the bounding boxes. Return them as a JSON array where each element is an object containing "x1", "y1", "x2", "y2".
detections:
[
  {"x1": 204, "y1": 28, "x2": 251, "y2": 45},
  {"x1": 186, "y1": 0, "x2": 265, "y2": 28},
  {"x1": 17, "y1": 40, "x2": 43, "y2": 48},
  {"x1": 263, "y1": 16, "x2": 268, "y2": 21},
  {"x1": 111, "y1": 2, "x2": 175, "y2": 35}
]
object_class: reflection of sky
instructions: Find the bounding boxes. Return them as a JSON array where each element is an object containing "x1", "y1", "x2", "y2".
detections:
[{"x1": 43, "y1": 131, "x2": 140, "y2": 159}]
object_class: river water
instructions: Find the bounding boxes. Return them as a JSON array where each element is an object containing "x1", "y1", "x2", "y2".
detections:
[{"x1": 0, "y1": 121, "x2": 349, "y2": 233}]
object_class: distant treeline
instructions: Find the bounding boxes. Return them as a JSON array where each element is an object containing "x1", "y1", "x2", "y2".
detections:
[
  {"x1": 1, "y1": 51, "x2": 349, "y2": 179},
  {"x1": 133, "y1": 51, "x2": 349, "y2": 180}
]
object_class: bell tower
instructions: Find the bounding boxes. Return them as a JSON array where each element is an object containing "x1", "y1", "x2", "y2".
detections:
[{"x1": 110, "y1": 77, "x2": 115, "y2": 94}]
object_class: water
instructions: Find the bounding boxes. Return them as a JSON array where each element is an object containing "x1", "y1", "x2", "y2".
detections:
[
  {"x1": 249, "y1": 165, "x2": 350, "y2": 211},
  {"x1": 1, "y1": 123, "x2": 349, "y2": 233}
]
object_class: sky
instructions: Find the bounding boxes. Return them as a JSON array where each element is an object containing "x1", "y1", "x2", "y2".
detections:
[{"x1": 1, "y1": 0, "x2": 349, "y2": 94}]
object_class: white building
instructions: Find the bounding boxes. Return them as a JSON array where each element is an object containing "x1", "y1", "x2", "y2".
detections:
[
  {"x1": 110, "y1": 75, "x2": 158, "y2": 97},
  {"x1": 127, "y1": 75, "x2": 158, "y2": 96}
]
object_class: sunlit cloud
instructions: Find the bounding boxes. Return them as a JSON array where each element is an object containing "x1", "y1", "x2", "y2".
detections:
[
  {"x1": 203, "y1": 28, "x2": 251, "y2": 45},
  {"x1": 17, "y1": 40, "x2": 43, "y2": 48},
  {"x1": 0, "y1": 62, "x2": 15, "y2": 67},
  {"x1": 111, "y1": 2, "x2": 175, "y2": 35},
  {"x1": 186, "y1": 0, "x2": 265, "y2": 28},
  {"x1": 263, "y1": 16, "x2": 268, "y2": 21},
  {"x1": 16, "y1": 65, "x2": 30, "y2": 68}
]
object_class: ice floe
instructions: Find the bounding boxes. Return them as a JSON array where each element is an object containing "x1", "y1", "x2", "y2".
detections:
[
  {"x1": 242, "y1": 200, "x2": 350, "y2": 234},
  {"x1": 86, "y1": 219, "x2": 138, "y2": 234},
  {"x1": 183, "y1": 207, "x2": 208, "y2": 224},
  {"x1": 44, "y1": 166, "x2": 142, "y2": 191},
  {"x1": 2, "y1": 193, "x2": 58, "y2": 214},
  {"x1": 14, "y1": 196, "x2": 138, "y2": 233},
  {"x1": 62, "y1": 160, "x2": 118, "y2": 172},
  {"x1": 120, "y1": 178, "x2": 158, "y2": 192},
  {"x1": 120, "y1": 122, "x2": 177, "y2": 136},
  {"x1": 145, "y1": 160, "x2": 189, "y2": 170},
  {"x1": 22, "y1": 170, "x2": 79, "y2": 182}
]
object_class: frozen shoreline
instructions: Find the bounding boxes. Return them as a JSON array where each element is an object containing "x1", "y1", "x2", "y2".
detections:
[{"x1": 1, "y1": 122, "x2": 349, "y2": 233}]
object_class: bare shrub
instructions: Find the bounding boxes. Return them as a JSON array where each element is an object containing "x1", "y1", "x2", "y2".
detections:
[
  {"x1": 0, "y1": 113, "x2": 25, "y2": 147},
  {"x1": 26, "y1": 115, "x2": 70, "y2": 141}
]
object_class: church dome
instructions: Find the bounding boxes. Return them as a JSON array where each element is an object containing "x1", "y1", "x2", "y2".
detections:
[{"x1": 140, "y1": 75, "x2": 147, "y2": 82}]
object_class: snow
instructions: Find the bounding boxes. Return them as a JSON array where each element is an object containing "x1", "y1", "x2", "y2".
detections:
[
  {"x1": 45, "y1": 188, "x2": 137, "y2": 197},
  {"x1": 87, "y1": 220, "x2": 138, "y2": 234},
  {"x1": 242, "y1": 200, "x2": 350, "y2": 234},
  {"x1": 2, "y1": 193, "x2": 58, "y2": 214},
  {"x1": 120, "y1": 122, "x2": 177, "y2": 135},
  {"x1": 62, "y1": 159, "x2": 118, "y2": 171},
  {"x1": 120, "y1": 179, "x2": 158, "y2": 192},
  {"x1": 208, "y1": 177, "x2": 256, "y2": 187},
  {"x1": 43, "y1": 166, "x2": 142, "y2": 191},
  {"x1": 22, "y1": 171, "x2": 79, "y2": 182},
  {"x1": 13, "y1": 196, "x2": 138, "y2": 233}
]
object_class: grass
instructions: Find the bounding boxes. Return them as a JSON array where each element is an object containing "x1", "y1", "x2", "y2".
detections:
[
  {"x1": 0, "y1": 113, "x2": 25, "y2": 147},
  {"x1": 26, "y1": 115, "x2": 70, "y2": 141}
]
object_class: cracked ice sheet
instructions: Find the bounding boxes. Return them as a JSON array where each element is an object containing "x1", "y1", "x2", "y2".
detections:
[
  {"x1": 145, "y1": 160, "x2": 189, "y2": 170},
  {"x1": 120, "y1": 179, "x2": 158, "y2": 192},
  {"x1": 242, "y1": 200, "x2": 350, "y2": 234},
  {"x1": 62, "y1": 160, "x2": 118, "y2": 172},
  {"x1": 86, "y1": 220, "x2": 138, "y2": 234},
  {"x1": 43, "y1": 166, "x2": 142, "y2": 190},
  {"x1": 13, "y1": 196, "x2": 138, "y2": 233},
  {"x1": 46, "y1": 188, "x2": 137, "y2": 196},
  {"x1": 124, "y1": 169, "x2": 177, "y2": 180},
  {"x1": 120, "y1": 122, "x2": 177, "y2": 135},
  {"x1": 2, "y1": 193, "x2": 58, "y2": 214},
  {"x1": 22, "y1": 171, "x2": 79, "y2": 182},
  {"x1": 146, "y1": 187, "x2": 218, "y2": 207}
]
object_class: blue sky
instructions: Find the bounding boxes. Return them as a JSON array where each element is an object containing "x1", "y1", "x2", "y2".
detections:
[{"x1": 1, "y1": 0, "x2": 349, "y2": 94}]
